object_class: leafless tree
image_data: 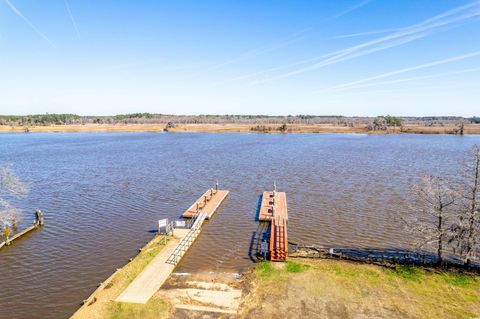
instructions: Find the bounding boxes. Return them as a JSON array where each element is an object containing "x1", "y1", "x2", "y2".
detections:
[
  {"x1": 450, "y1": 145, "x2": 480, "y2": 266},
  {"x1": 367, "y1": 117, "x2": 388, "y2": 131},
  {"x1": 406, "y1": 174, "x2": 457, "y2": 265},
  {"x1": 0, "y1": 165, "x2": 29, "y2": 233}
]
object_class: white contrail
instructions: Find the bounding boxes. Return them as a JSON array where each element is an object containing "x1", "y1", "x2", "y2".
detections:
[
  {"x1": 228, "y1": 50, "x2": 339, "y2": 82},
  {"x1": 206, "y1": 28, "x2": 311, "y2": 72},
  {"x1": 332, "y1": 28, "x2": 402, "y2": 39},
  {"x1": 269, "y1": 32, "x2": 430, "y2": 82},
  {"x1": 234, "y1": 1, "x2": 480, "y2": 84},
  {"x1": 321, "y1": 51, "x2": 480, "y2": 92},
  {"x1": 4, "y1": 0, "x2": 56, "y2": 48},
  {"x1": 329, "y1": 67, "x2": 480, "y2": 91},
  {"x1": 332, "y1": 0, "x2": 373, "y2": 19},
  {"x1": 64, "y1": 0, "x2": 80, "y2": 37},
  {"x1": 251, "y1": 31, "x2": 429, "y2": 85},
  {"x1": 271, "y1": 2, "x2": 480, "y2": 81}
]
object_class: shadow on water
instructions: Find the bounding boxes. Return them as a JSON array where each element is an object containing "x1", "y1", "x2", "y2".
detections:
[
  {"x1": 248, "y1": 194, "x2": 271, "y2": 262},
  {"x1": 291, "y1": 244, "x2": 480, "y2": 271},
  {"x1": 254, "y1": 194, "x2": 263, "y2": 222},
  {"x1": 248, "y1": 223, "x2": 270, "y2": 262}
]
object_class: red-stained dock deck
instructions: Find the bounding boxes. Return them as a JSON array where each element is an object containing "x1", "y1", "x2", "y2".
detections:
[
  {"x1": 259, "y1": 191, "x2": 288, "y2": 261},
  {"x1": 182, "y1": 189, "x2": 229, "y2": 219}
]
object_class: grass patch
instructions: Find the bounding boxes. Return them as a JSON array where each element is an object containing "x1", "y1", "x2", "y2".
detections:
[
  {"x1": 256, "y1": 261, "x2": 311, "y2": 277},
  {"x1": 444, "y1": 273, "x2": 477, "y2": 287},
  {"x1": 256, "y1": 261, "x2": 275, "y2": 278},
  {"x1": 286, "y1": 261, "x2": 310, "y2": 273},
  {"x1": 391, "y1": 265, "x2": 425, "y2": 281},
  {"x1": 108, "y1": 296, "x2": 169, "y2": 319}
]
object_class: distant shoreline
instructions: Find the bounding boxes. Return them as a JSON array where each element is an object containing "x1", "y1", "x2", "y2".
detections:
[{"x1": 1, "y1": 123, "x2": 480, "y2": 134}]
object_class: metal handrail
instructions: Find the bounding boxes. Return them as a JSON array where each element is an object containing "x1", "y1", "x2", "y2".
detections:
[{"x1": 165, "y1": 212, "x2": 208, "y2": 265}]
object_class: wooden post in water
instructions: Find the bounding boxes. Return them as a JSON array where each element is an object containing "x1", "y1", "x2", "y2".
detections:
[
  {"x1": 4, "y1": 228, "x2": 11, "y2": 245},
  {"x1": 35, "y1": 209, "x2": 44, "y2": 226}
]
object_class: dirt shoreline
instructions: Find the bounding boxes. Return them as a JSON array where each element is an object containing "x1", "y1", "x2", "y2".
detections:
[{"x1": 1, "y1": 123, "x2": 480, "y2": 134}]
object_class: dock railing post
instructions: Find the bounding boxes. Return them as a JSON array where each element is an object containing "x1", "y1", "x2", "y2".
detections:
[{"x1": 273, "y1": 182, "x2": 276, "y2": 203}]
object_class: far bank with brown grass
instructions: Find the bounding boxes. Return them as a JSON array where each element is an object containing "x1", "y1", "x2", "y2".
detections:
[{"x1": 2, "y1": 123, "x2": 480, "y2": 134}]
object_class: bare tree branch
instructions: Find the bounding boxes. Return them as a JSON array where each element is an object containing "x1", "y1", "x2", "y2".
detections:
[{"x1": 0, "y1": 164, "x2": 29, "y2": 233}]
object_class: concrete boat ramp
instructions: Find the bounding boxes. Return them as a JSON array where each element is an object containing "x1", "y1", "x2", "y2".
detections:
[{"x1": 115, "y1": 228, "x2": 189, "y2": 303}]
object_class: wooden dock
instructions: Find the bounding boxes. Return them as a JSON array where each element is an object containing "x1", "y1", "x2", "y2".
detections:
[
  {"x1": 259, "y1": 191, "x2": 288, "y2": 261},
  {"x1": 0, "y1": 212, "x2": 44, "y2": 250},
  {"x1": 182, "y1": 189, "x2": 229, "y2": 219}
]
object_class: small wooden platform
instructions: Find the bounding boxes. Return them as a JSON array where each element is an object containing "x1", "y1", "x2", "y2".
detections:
[
  {"x1": 259, "y1": 191, "x2": 288, "y2": 221},
  {"x1": 259, "y1": 191, "x2": 288, "y2": 261},
  {"x1": 182, "y1": 189, "x2": 229, "y2": 219}
]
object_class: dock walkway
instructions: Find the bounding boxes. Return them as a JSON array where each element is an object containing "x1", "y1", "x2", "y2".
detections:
[
  {"x1": 182, "y1": 189, "x2": 229, "y2": 219},
  {"x1": 115, "y1": 228, "x2": 189, "y2": 304}
]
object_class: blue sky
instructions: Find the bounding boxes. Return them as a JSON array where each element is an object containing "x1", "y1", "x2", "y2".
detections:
[{"x1": 0, "y1": 0, "x2": 479, "y2": 116}]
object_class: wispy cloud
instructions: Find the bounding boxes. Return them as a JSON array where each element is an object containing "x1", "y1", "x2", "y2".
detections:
[
  {"x1": 332, "y1": 0, "x2": 373, "y2": 19},
  {"x1": 327, "y1": 67, "x2": 480, "y2": 91},
  {"x1": 321, "y1": 51, "x2": 480, "y2": 92},
  {"x1": 332, "y1": 28, "x2": 402, "y2": 39},
  {"x1": 234, "y1": 1, "x2": 480, "y2": 84},
  {"x1": 4, "y1": 0, "x2": 56, "y2": 48},
  {"x1": 64, "y1": 0, "x2": 80, "y2": 38},
  {"x1": 206, "y1": 28, "x2": 311, "y2": 72}
]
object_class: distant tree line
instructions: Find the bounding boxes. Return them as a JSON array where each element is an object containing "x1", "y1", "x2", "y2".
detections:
[
  {"x1": 0, "y1": 113, "x2": 478, "y2": 127},
  {"x1": 0, "y1": 114, "x2": 80, "y2": 126}
]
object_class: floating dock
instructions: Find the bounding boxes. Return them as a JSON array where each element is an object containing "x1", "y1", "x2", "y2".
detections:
[
  {"x1": 182, "y1": 189, "x2": 229, "y2": 219},
  {"x1": 259, "y1": 191, "x2": 288, "y2": 261}
]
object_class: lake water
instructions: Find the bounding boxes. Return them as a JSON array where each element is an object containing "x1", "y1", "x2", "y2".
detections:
[{"x1": 0, "y1": 132, "x2": 479, "y2": 319}]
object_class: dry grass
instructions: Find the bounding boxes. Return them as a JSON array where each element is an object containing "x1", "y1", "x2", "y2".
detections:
[
  {"x1": 1, "y1": 123, "x2": 480, "y2": 134},
  {"x1": 70, "y1": 235, "x2": 173, "y2": 319},
  {"x1": 239, "y1": 259, "x2": 480, "y2": 319}
]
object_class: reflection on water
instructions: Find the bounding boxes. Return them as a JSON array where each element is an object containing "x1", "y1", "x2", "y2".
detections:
[{"x1": 0, "y1": 132, "x2": 478, "y2": 319}]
